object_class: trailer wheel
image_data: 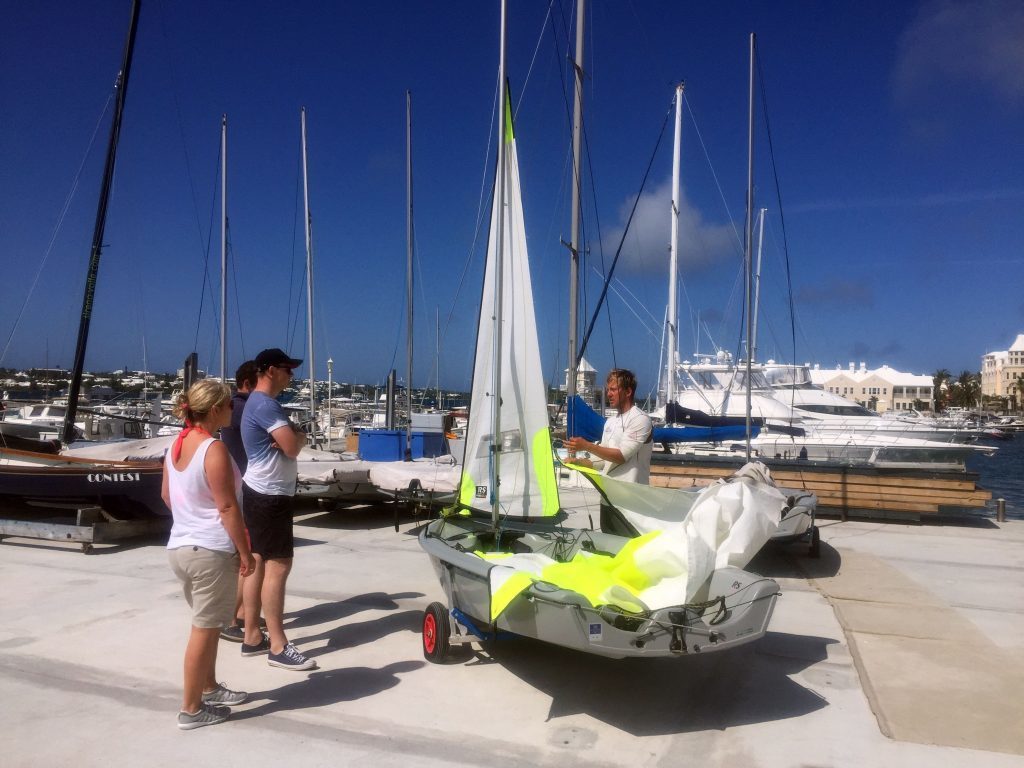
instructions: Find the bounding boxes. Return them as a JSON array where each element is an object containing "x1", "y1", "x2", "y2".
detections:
[
  {"x1": 808, "y1": 526, "x2": 821, "y2": 559},
  {"x1": 422, "y1": 602, "x2": 451, "y2": 663}
]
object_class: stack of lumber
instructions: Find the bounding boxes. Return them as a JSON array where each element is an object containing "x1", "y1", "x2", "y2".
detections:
[{"x1": 650, "y1": 456, "x2": 991, "y2": 518}]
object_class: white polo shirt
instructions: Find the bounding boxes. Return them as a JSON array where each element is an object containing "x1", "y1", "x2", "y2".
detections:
[{"x1": 600, "y1": 405, "x2": 653, "y2": 483}]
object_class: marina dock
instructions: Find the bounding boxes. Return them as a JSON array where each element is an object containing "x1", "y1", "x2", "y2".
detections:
[
  {"x1": 1, "y1": 479, "x2": 1022, "y2": 767},
  {"x1": 651, "y1": 455, "x2": 993, "y2": 519}
]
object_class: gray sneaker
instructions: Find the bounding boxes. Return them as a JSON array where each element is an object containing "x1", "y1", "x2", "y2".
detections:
[
  {"x1": 202, "y1": 683, "x2": 247, "y2": 706},
  {"x1": 219, "y1": 625, "x2": 245, "y2": 642},
  {"x1": 267, "y1": 642, "x2": 317, "y2": 671},
  {"x1": 177, "y1": 703, "x2": 229, "y2": 730}
]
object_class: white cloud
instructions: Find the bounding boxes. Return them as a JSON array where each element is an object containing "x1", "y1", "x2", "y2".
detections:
[
  {"x1": 894, "y1": 0, "x2": 1024, "y2": 108},
  {"x1": 600, "y1": 178, "x2": 740, "y2": 277}
]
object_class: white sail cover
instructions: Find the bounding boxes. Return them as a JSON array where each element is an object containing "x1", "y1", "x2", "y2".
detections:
[{"x1": 458, "y1": 101, "x2": 559, "y2": 519}]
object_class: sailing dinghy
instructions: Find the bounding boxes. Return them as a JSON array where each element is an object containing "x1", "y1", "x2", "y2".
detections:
[{"x1": 418, "y1": 40, "x2": 781, "y2": 661}]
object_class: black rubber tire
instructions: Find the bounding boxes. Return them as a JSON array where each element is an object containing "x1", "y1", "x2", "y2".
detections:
[
  {"x1": 808, "y1": 526, "x2": 821, "y2": 559},
  {"x1": 422, "y1": 602, "x2": 451, "y2": 663}
]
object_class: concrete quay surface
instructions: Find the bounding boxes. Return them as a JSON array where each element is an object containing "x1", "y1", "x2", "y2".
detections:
[{"x1": 1, "y1": 479, "x2": 1023, "y2": 768}]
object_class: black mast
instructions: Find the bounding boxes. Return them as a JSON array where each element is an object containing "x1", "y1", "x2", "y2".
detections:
[{"x1": 62, "y1": 0, "x2": 142, "y2": 444}]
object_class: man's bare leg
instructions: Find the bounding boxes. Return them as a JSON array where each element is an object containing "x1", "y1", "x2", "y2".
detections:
[
  {"x1": 261, "y1": 556, "x2": 293, "y2": 653},
  {"x1": 242, "y1": 555, "x2": 265, "y2": 646}
]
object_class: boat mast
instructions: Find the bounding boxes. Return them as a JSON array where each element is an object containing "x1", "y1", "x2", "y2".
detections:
[
  {"x1": 744, "y1": 33, "x2": 756, "y2": 461},
  {"x1": 435, "y1": 307, "x2": 441, "y2": 411},
  {"x1": 301, "y1": 107, "x2": 316, "y2": 443},
  {"x1": 666, "y1": 82, "x2": 684, "y2": 415},
  {"x1": 220, "y1": 114, "x2": 227, "y2": 382},
  {"x1": 751, "y1": 207, "x2": 766, "y2": 363},
  {"x1": 405, "y1": 90, "x2": 415, "y2": 460},
  {"x1": 491, "y1": 0, "x2": 509, "y2": 528},
  {"x1": 62, "y1": 0, "x2": 142, "y2": 445},
  {"x1": 566, "y1": 0, "x2": 585, "y2": 427}
]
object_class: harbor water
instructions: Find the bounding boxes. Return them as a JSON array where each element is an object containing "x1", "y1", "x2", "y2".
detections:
[{"x1": 967, "y1": 435, "x2": 1024, "y2": 520}]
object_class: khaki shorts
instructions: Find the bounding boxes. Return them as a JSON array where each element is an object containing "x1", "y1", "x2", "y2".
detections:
[{"x1": 168, "y1": 546, "x2": 238, "y2": 629}]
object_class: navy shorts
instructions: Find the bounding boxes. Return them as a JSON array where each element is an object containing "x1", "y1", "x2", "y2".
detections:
[{"x1": 242, "y1": 483, "x2": 294, "y2": 559}]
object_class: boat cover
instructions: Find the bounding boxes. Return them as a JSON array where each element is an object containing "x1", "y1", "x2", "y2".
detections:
[
  {"x1": 367, "y1": 456, "x2": 460, "y2": 494},
  {"x1": 474, "y1": 462, "x2": 782, "y2": 620}
]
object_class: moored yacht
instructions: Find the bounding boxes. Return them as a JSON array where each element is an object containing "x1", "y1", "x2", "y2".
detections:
[{"x1": 655, "y1": 354, "x2": 994, "y2": 470}]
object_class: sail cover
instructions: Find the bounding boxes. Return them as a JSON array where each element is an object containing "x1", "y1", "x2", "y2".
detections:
[{"x1": 458, "y1": 95, "x2": 559, "y2": 519}]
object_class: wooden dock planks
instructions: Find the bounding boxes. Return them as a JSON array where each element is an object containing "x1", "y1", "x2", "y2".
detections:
[{"x1": 650, "y1": 455, "x2": 991, "y2": 517}]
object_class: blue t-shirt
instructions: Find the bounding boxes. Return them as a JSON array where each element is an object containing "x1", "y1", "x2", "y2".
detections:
[{"x1": 241, "y1": 391, "x2": 297, "y2": 496}]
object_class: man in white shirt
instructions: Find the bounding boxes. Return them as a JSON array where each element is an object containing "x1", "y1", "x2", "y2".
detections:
[{"x1": 566, "y1": 368, "x2": 653, "y2": 534}]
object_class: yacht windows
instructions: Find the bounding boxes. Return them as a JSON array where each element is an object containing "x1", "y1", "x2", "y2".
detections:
[{"x1": 796, "y1": 403, "x2": 877, "y2": 416}]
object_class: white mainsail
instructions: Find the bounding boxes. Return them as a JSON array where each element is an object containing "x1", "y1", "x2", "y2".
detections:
[{"x1": 457, "y1": 97, "x2": 559, "y2": 519}]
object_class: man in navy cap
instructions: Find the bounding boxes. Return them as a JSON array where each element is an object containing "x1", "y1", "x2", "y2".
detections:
[{"x1": 238, "y1": 348, "x2": 316, "y2": 671}]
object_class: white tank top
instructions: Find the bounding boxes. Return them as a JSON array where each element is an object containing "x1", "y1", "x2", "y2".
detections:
[{"x1": 165, "y1": 437, "x2": 240, "y2": 552}]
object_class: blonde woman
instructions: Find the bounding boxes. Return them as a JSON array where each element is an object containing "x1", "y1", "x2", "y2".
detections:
[{"x1": 162, "y1": 380, "x2": 256, "y2": 730}]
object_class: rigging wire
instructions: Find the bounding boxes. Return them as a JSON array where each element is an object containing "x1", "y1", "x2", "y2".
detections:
[
  {"x1": 512, "y1": 0, "x2": 557, "y2": 123},
  {"x1": 0, "y1": 95, "x2": 113, "y2": 367},
  {"x1": 155, "y1": 7, "x2": 222, "y2": 364},
  {"x1": 551, "y1": 0, "x2": 616, "y2": 372},
  {"x1": 756, "y1": 52, "x2": 798, "y2": 375},
  {"x1": 191, "y1": 136, "x2": 220, "y2": 357},
  {"x1": 587, "y1": 265, "x2": 662, "y2": 343},
  {"x1": 286, "y1": 155, "x2": 303, "y2": 352},
  {"x1": 682, "y1": 94, "x2": 745, "y2": 257},
  {"x1": 576, "y1": 97, "x2": 674, "y2": 366},
  {"x1": 228, "y1": 222, "x2": 246, "y2": 362}
]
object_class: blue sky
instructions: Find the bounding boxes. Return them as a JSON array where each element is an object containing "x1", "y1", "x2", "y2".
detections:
[{"x1": 2, "y1": 1, "x2": 1022, "y2": 396}]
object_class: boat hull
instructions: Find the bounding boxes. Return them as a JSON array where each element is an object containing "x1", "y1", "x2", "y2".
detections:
[
  {"x1": 420, "y1": 516, "x2": 778, "y2": 659},
  {"x1": 0, "y1": 448, "x2": 167, "y2": 520}
]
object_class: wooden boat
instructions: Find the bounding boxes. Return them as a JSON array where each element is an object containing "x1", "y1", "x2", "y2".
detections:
[{"x1": 0, "y1": 447, "x2": 165, "y2": 520}]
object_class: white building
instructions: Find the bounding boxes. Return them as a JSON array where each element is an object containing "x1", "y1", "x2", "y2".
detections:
[
  {"x1": 808, "y1": 362, "x2": 934, "y2": 413},
  {"x1": 981, "y1": 333, "x2": 1024, "y2": 405},
  {"x1": 562, "y1": 357, "x2": 597, "y2": 399}
]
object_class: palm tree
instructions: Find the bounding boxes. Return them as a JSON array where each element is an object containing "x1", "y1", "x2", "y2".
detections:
[
  {"x1": 1016, "y1": 378, "x2": 1024, "y2": 415},
  {"x1": 932, "y1": 368, "x2": 951, "y2": 412},
  {"x1": 951, "y1": 370, "x2": 981, "y2": 410}
]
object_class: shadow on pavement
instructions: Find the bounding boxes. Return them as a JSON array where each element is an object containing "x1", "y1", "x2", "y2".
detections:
[
  {"x1": 481, "y1": 630, "x2": 833, "y2": 736},
  {"x1": 294, "y1": 502, "x2": 427, "y2": 532},
  {"x1": 236, "y1": 660, "x2": 425, "y2": 718},
  {"x1": 748, "y1": 540, "x2": 842, "y2": 579},
  {"x1": 295, "y1": 610, "x2": 423, "y2": 658},
  {"x1": 284, "y1": 592, "x2": 424, "y2": 630}
]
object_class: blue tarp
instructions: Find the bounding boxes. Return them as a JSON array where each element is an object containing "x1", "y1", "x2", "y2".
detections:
[{"x1": 567, "y1": 395, "x2": 758, "y2": 444}]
